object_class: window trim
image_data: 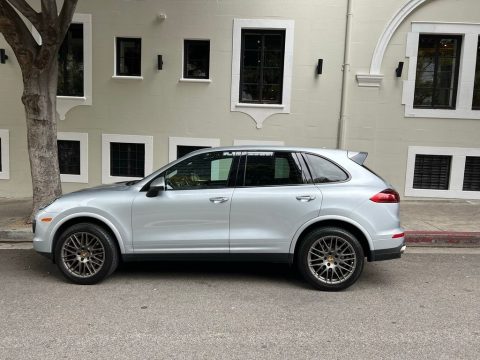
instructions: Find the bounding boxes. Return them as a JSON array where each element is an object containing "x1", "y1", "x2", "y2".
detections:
[
  {"x1": 403, "y1": 22, "x2": 480, "y2": 119},
  {"x1": 0, "y1": 129, "x2": 10, "y2": 180},
  {"x1": 113, "y1": 36, "x2": 143, "y2": 79},
  {"x1": 182, "y1": 39, "x2": 211, "y2": 81},
  {"x1": 168, "y1": 137, "x2": 220, "y2": 162},
  {"x1": 102, "y1": 134, "x2": 153, "y2": 184},
  {"x1": 231, "y1": 18, "x2": 295, "y2": 129},
  {"x1": 57, "y1": 132, "x2": 88, "y2": 183},
  {"x1": 32, "y1": 13, "x2": 92, "y2": 120},
  {"x1": 405, "y1": 146, "x2": 480, "y2": 199}
]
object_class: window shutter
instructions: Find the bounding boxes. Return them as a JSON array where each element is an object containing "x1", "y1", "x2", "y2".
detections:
[{"x1": 413, "y1": 155, "x2": 451, "y2": 190}]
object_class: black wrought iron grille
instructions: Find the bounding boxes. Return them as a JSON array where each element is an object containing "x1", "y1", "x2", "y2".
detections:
[
  {"x1": 110, "y1": 142, "x2": 145, "y2": 177},
  {"x1": 57, "y1": 140, "x2": 81, "y2": 175},
  {"x1": 413, "y1": 154, "x2": 451, "y2": 190},
  {"x1": 463, "y1": 156, "x2": 480, "y2": 191}
]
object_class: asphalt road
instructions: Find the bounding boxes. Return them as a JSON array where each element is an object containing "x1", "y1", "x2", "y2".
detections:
[{"x1": 0, "y1": 247, "x2": 479, "y2": 359}]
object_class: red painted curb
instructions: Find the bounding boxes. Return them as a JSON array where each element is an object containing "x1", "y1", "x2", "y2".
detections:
[{"x1": 405, "y1": 231, "x2": 480, "y2": 246}]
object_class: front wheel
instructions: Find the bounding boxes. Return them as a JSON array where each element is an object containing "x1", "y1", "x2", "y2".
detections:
[
  {"x1": 54, "y1": 223, "x2": 119, "y2": 285},
  {"x1": 297, "y1": 227, "x2": 364, "y2": 291}
]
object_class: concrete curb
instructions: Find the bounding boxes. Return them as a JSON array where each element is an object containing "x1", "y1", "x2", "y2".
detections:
[
  {"x1": 0, "y1": 229, "x2": 32, "y2": 241},
  {"x1": 405, "y1": 231, "x2": 480, "y2": 247}
]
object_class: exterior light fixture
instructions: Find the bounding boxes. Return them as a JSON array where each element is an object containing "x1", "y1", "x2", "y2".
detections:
[
  {"x1": 396, "y1": 62, "x2": 404, "y2": 77},
  {"x1": 0, "y1": 49, "x2": 8, "y2": 64},
  {"x1": 316, "y1": 59, "x2": 323, "y2": 75},
  {"x1": 157, "y1": 55, "x2": 163, "y2": 70}
]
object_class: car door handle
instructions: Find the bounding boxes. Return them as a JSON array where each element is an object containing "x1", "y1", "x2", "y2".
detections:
[
  {"x1": 296, "y1": 195, "x2": 316, "y2": 202},
  {"x1": 209, "y1": 197, "x2": 229, "y2": 204}
]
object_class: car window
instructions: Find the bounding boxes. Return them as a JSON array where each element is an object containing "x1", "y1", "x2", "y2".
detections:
[
  {"x1": 244, "y1": 151, "x2": 306, "y2": 186},
  {"x1": 304, "y1": 153, "x2": 348, "y2": 183},
  {"x1": 164, "y1": 151, "x2": 235, "y2": 190}
]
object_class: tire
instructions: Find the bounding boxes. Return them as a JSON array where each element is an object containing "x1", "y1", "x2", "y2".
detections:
[
  {"x1": 297, "y1": 227, "x2": 364, "y2": 291},
  {"x1": 54, "y1": 223, "x2": 119, "y2": 285}
]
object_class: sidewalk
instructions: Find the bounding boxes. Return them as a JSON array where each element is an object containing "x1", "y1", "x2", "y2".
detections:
[{"x1": 0, "y1": 197, "x2": 479, "y2": 246}]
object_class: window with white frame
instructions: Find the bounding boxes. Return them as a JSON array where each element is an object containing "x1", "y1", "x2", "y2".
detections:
[
  {"x1": 57, "y1": 132, "x2": 88, "y2": 183},
  {"x1": 0, "y1": 129, "x2": 9, "y2": 180},
  {"x1": 168, "y1": 137, "x2": 220, "y2": 162},
  {"x1": 183, "y1": 40, "x2": 210, "y2": 80},
  {"x1": 114, "y1": 37, "x2": 142, "y2": 77},
  {"x1": 32, "y1": 13, "x2": 92, "y2": 120},
  {"x1": 403, "y1": 22, "x2": 480, "y2": 119},
  {"x1": 231, "y1": 19, "x2": 294, "y2": 129},
  {"x1": 405, "y1": 146, "x2": 480, "y2": 199},
  {"x1": 102, "y1": 134, "x2": 153, "y2": 184}
]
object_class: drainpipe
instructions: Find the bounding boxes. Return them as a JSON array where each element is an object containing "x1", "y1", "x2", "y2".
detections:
[{"x1": 337, "y1": 0, "x2": 353, "y2": 149}]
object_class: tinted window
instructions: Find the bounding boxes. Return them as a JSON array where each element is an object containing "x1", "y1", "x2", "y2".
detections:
[
  {"x1": 304, "y1": 154, "x2": 348, "y2": 183},
  {"x1": 177, "y1": 145, "x2": 210, "y2": 159},
  {"x1": 244, "y1": 152, "x2": 305, "y2": 186},
  {"x1": 58, "y1": 23, "x2": 84, "y2": 96},
  {"x1": 165, "y1": 151, "x2": 235, "y2": 190},
  {"x1": 110, "y1": 142, "x2": 145, "y2": 177},
  {"x1": 116, "y1": 38, "x2": 141, "y2": 76},
  {"x1": 57, "y1": 140, "x2": 81, "y2": 175},
  {"x1": 184, "y1": 40, "x2": 210, "y2": 79}
]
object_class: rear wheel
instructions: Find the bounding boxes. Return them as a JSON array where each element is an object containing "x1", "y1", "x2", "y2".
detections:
[
  {"x1": 297, "y1": 227, "x2": 364, "y2": 291},
  {"x1": 54, "y1": 223, "x2": 119, "y2": 285}
]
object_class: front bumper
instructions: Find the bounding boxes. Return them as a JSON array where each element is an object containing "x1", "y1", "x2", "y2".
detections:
[{"x1": 369, "y1": 244, "x2": 406, "y2": 261}]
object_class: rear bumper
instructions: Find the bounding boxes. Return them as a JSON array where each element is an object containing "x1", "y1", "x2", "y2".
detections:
[{"x1": 369, "y1": 244, "x2": 406, "y2": 262}]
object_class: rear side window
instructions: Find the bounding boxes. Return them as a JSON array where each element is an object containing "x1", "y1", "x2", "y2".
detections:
[
  {"x1": 244, "y1": 152, "x2": 306, "y2": 186},
  {"x1": 304, "y1": 154, "x2": 348, "y2": 183}
]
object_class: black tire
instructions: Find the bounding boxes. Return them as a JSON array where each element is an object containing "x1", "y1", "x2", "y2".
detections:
[
  {"x1": 297, "y1": 227, "x2": 364, "y2": 291},
  {"x1": 54, "y1": 223, "x2": 119, "y2": 285}
]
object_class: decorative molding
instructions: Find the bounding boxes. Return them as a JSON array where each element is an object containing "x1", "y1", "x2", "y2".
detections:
[
  {"x1": 57, "y1": 132, "x2": 89, "y2": 183},
  {"x1": 233, "y1": 139, "x2": 285, "y2": 146},
  {"x1": 231, "y1": 18, "x2": 295, "y2": 128},
  {"x1": 0, "y1": 129, "x2": 10, "y2": 180},
  {"x1": 356, "y1": 0, "x2": 434, "y2": 87},
  {"x1": 168, "y1": 137, "x2": 220, "y2": 162},
  {"x1": 355, "y1": 74, "x2": 384, "y2": 88},
  {"x1": 405, "y1": 146, "x2": 480, "y2": 199},
  {"x1": 102, "y1": 134, "x2": 153, "y2": 184},
  {"x1": 402, "y1": 22, "x2": 480, "y2": 119}
]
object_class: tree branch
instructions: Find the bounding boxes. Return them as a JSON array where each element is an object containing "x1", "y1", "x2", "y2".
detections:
[
  {"x1": 0, "y1": 0, "x2": 39, "y2": 73},
  {"x1": 5, "y1": 0, "x2": 40, "y2": 29},
  {"x1": 58, "y1": 0, "x2": 77, "y2": 39},
  {"x1": 41, "y1": 0, "x2": 56, "y2": 21}
]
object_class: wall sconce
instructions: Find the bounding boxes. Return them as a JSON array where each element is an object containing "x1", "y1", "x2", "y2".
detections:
[
  {"x1": 157, "y1": 55, "x2": 163, "y2": 70},
  {"x1": 316, "y1": 59, "x2": 323, "y2": 75},
  {"x1": 0, "y1": 49, "x2": 8, "y2": 64},
  {"x1": 396, "y1": 62, "x2": 404, "y2": 77}
]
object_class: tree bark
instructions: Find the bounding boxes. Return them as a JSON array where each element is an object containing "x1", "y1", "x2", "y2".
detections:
[{"x1": 23, "y1": 60, "x2": 62, "y2": 219}]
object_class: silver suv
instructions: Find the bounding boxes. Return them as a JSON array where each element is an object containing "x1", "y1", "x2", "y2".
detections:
[{"x1": 33, "y1": 147, "x2": 405, "y2": 291}]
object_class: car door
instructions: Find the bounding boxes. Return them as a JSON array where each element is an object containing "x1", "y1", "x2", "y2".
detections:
[
  {"x1": 229, "y1": 151, "x2": 322, "y2": 254},
  {"x1": 132, "y1": 150, "x2": 239, "y2": 253}
]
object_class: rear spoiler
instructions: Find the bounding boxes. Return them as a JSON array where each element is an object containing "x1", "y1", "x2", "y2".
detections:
[{"x1": 347, "y1": 151, "x2": 368, "y2": 165}]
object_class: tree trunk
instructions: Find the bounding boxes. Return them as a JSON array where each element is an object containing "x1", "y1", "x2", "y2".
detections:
[{"x1": 22, "y1": 61, "x2": 62, "y2": 220}]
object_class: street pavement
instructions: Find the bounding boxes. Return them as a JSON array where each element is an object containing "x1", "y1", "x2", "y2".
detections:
[{"x1": 0, "y1": 247, "x2": 479, "y2": 359}]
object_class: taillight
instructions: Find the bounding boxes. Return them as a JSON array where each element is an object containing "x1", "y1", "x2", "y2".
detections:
[{"x1": 370, "y1": 189, "x2": 400, "y2": 203}]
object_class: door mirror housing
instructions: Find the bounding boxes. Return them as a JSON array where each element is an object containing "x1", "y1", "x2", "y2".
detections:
[{"x1": 146, "y1": 176, "x2": 165, "y2": 197}]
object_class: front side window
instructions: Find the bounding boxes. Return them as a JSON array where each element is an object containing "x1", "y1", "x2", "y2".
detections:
[
  {"x1": 110, "y1": 142, "x2": 145, "y2": 177},
  {"x1": 116, "y1": 37, "x2": 141, "y2": 76},
  {"x1": 57, "y1": 140, "x2": 80, "y2": 175},
  {"x1": 164, "y1": 151, "x2": 235, "y2": 190},
  {"x1": 473, "y1": 37, "x2": 480, "y2": 110},
  {"x1": 243, "y1": 152, "x2": 305, "y2": 186},
  {"x1": 414, "y1": 35, "x2": 462, "y2": 109},
  {"x1": 240, "y1": 29, "x2": 285, "y2": 104},
  {"x1": 58, "y1": 23, "x2": 84, "y2": 97},
  {"x1": 304, "y1": 154, "x2": 348, "y2": 183},
  {"x1": 183, "y1": 40, "x2": 210, "y2": 79}
]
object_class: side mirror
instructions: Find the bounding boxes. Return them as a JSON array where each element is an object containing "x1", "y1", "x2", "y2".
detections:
[{"x1": 146, "y1": 176, "x2": 165, "y2": 197}]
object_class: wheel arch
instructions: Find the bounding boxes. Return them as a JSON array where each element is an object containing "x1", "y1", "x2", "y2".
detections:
[
  {"x1": 50, "y1": 214, "x2": 126, "y2": 262},
  {"x1": 289, "y1": 217, "x2": 374, "y2": 263}
]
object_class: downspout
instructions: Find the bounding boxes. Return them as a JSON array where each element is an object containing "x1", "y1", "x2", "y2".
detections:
[{"x1": 337, "y1": 0, "x2": 353, "y2": 149}]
